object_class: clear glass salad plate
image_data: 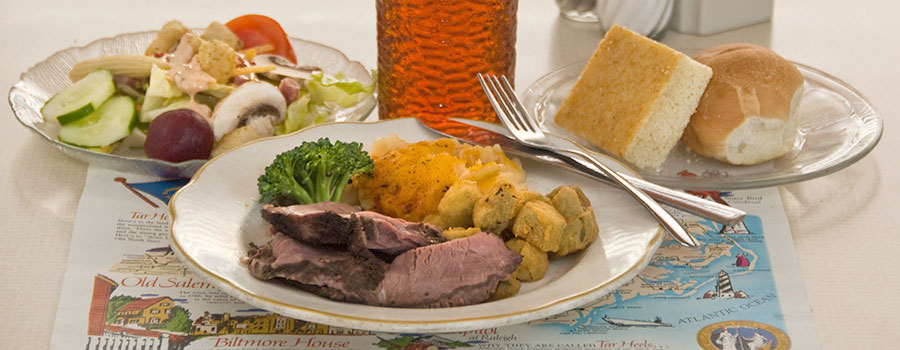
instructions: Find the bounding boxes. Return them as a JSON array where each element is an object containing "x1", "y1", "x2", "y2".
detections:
[
  {"x1": 8, "y1": 31, "x2": 375, "y2": 178},
  {"x1": 168, "y1": 118, "x2": 663, "y2": 333},
  {"x1": 522, "y1": 60, "x2": 883, "y2": 190}
]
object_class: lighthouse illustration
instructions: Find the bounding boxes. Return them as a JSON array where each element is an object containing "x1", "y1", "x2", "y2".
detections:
[{"x1": 703, "y1": 270, "x2": 748, "y2": 299}]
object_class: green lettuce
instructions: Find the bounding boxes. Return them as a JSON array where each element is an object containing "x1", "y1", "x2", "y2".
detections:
[{"x1": 277, "y1": 71, "x2": 375, "y2": 135}]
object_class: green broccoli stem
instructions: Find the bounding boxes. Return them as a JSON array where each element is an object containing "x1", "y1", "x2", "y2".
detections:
[
  {"x1": 315, "y1": 162, "x2": 329, "y2": 203},
  {"x1": 330, "y1": 172, "x2": 354, "y2": 202},
  {"x1": 289, "y1": 161, "x2": 315, "y2": 205},
  {"x1": 292, "y1": 186, "x2": 314, "y2": 205}
]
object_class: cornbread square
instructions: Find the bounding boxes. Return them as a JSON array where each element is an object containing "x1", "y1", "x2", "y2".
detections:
[{"x1": 554, "y1": 25, "x2": 713, "y2": 169}]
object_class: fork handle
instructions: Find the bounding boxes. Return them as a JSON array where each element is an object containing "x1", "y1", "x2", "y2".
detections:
[
  {"x1": 558, "y1": 155, "x2": 745, "y2": 225},
  {"x1": 626, "y1": 175, "x2": 745, "y2": 225},
  {"x1": 561, "y1": 148, "x2": 699, "y2": 247}
]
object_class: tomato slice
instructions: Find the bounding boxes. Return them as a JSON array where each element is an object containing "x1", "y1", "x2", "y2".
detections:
[{"x1": 226, "y1": 14, "x2": 297, "y2": 64}]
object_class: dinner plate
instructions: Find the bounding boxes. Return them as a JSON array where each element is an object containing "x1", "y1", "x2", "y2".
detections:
[
  {"x1": 168, "y1": 118, "x2": 663, "y2": 333},
  {"x1": 8, "y1": 31, "x2": 375, "y2": 178},
  {"x1": 522, "y1": 60, "x2": 883, "y2": 190}
]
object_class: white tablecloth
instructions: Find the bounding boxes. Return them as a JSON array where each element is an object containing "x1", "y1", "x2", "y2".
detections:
[{"x1": 1, "y1": 1, "x2": 897, "y2": 348}]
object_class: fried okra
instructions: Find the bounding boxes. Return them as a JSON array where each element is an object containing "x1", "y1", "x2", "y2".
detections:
[
  {"x1": 438, "y1": 180, "x2": 481, "y2": 228},
  {"x1": 518, "y1": 189, "x2": 551, "y2": 205},
  {"x1": 505, "y1": 238, "x2": 549, "y2": 282},
  {"x1": 548, "y1": 185, "x2": 599, "y2": 257},
  {"x1": 512, "y1": 200, "x2": 566, "y2": 252},
  {"x1": 489, "y1": 271, "x2": 521, "y2": 301},
  {"x1": 441, "y1": 226, "x2": 482, "y2": 240},
  {"x1": 473, "y1": 182, "x2": 523, "y2": 235}
]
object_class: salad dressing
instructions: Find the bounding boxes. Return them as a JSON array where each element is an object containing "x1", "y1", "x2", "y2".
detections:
[{"x1": 166, "y1": 36, "x2": 216, "y2": 121}]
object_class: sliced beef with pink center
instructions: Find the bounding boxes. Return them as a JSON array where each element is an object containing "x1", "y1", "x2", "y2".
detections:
[
  {"x1": 261, "y1": 202, "x2": 443, "y2": 255},
  {"x1": 377, "y1": 232, "x2": 522, "y2": 308}
]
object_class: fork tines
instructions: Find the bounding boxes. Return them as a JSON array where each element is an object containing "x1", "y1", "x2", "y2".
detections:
[{"x1": 477, "y1": 73, "x2": 540, "y2": 134}]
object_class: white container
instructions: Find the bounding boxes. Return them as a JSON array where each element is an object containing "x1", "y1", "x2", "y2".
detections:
[
  {"x1": 670, "y1": 0, "x2": 773, "y2": 36},
  {"x1": 595, "y1": 0, "x2": 674, "y2": 38},
  {"x1": 556, "y1": 0, "x2": 674, "y2": 38}
]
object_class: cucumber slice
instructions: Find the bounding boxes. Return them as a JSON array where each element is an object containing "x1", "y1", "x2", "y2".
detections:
[
  {"x1": 58, "y1": 95, "x2": 136, "y2": 148},
  {"x1": 42, "y1": 69, "x2": 116, "y2": 125}
]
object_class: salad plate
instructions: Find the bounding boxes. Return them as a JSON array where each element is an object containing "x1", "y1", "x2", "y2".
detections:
[
  {"x1": 8, "y1": 31, "x2": 375, "y2": 178},
  {"x1": 522, "y1": 60, "x2": 883, "y2": 190},
  {"x1": 168, "y1": 118, "x2": 663, "y2": 333}
]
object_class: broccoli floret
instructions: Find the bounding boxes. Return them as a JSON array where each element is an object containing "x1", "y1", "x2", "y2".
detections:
[{"x1": 257, "y1": 138, "x2": 373, "y2": 205}]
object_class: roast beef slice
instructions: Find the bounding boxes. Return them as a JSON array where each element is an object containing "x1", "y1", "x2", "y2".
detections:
[
  {"x1": 261, "y1": 202, "x2": 444, "y2": 255},
  {"x1": 377, "y1": 232, "x2": 522, "y2": 308}
]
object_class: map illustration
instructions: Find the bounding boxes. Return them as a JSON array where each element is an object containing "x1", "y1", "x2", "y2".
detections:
[{"x1": 527, "y1": 195, "x2": 789, "y2": 348}]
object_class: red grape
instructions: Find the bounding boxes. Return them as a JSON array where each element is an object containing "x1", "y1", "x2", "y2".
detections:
[{"x1": 144, "y1": 109, "x2": 214, "y2": 162}]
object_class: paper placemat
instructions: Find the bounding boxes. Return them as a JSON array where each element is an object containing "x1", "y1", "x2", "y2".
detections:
[{"x1": 50, "y1": 166, "x2": 818, "y2": 350}]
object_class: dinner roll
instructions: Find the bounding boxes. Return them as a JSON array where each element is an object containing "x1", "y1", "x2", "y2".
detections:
[{"x1": 682, "y1": 43, "x2": 804, "y2": 165}]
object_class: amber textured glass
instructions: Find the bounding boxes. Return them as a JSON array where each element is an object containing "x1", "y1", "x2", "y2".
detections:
[{"x1": 377, "y1": 0, "x2": 518, "y2": 122}]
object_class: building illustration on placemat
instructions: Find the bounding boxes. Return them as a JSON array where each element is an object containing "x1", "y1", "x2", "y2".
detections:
[
  {"x1": 84, "y1": 274, "x2": 368, "y2": 349},
  {"x1": 702, "y1": 270, "x2": 749, "y2": 299},
  {"x1": 86, "y1": 275, "x2": 187, "y2": 349},
  {"x1": 374, "y1": 334, "x2": 472, "y2": 349}
]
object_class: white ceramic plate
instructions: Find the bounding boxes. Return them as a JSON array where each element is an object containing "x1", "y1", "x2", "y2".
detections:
[
  {"x1": 8, "y1": 31, "x2": 375, "y2": 178},
  {"x1": 169, "y1": 118, "x2": 663, "y2": 333},
  {"x1": 523, "y1": 60, "x2": 883, "y2": 190}
]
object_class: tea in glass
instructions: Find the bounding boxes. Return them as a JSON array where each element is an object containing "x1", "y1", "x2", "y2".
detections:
[{"x1": 377, "y1": 0, "x2": 518, "y2": 123}]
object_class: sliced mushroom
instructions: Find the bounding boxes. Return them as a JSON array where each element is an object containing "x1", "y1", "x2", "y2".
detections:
[
  {"x1": 251, "y1": 54, "x2": 319, "y2": 80},
  {"x1": 210, "y1": 82, "x2": 286, "y2": 141}
]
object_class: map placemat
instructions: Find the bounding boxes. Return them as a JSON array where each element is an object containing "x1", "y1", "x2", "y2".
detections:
[{"x1": 50, "y1": 166, "x2": 819, "y2": 350}]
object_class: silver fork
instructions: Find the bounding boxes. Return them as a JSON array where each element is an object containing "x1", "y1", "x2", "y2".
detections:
[{"x1": 478, "y1": 73, "x2": 698, "y2": 247}]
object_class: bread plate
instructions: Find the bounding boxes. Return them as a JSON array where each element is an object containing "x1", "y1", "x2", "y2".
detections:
[
  {"x1": 523, "y1": 60, "x2": 883, "y2": 190},
  {"x1": 168, "y1": 118, "x2": 663, "y2": 333},
  {"x1": 8, "y1": 31, "x2": 375, "y2": 178}
]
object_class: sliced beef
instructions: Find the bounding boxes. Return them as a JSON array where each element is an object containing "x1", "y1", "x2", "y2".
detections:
[
  {"x1": 247, "y1": 231, "x2": 385, "y2": 305},
  {"x1": 354, "y1": 211, "x2": 444, "y2": 255},
  {"x1": 261, "y1": 203, "x2": 444, "y2": 255},
  {"x1": 246, "y1": 231, "x2": 521, "y2": 308},
  {"x1": 261, "y1": 202, "x2": 360, "y2": 246},
  {"x1": 377, "y1": 232, "x2": 522, "y2": 308}
]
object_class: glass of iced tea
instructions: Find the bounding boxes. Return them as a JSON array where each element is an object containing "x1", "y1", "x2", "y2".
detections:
[{"x1": 376, "y1": 0, "x2": 518, "y2": 123}]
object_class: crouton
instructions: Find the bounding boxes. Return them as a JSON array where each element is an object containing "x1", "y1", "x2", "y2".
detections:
[
  {"x1": 183, "y1": 33, "x2": 205, "y2": 52},
  {"x1": 197, "y1": 39, "x2": 238, "y2": 83},
  {"x1": 512, "y1": 200, "x2": 566, "y2": 252},
  {"x1": 438, "y1": 180, "x2": 481, "y2": 228},
  {"x1": 505, "y1": 238, "x2": 549, "y2": 282},
  {"x1": 145, "y1": 20, "x2": 190, "y2": 56},
  {"x1": 202, "y1": 21, "x2": 243, "y2": 50}
]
